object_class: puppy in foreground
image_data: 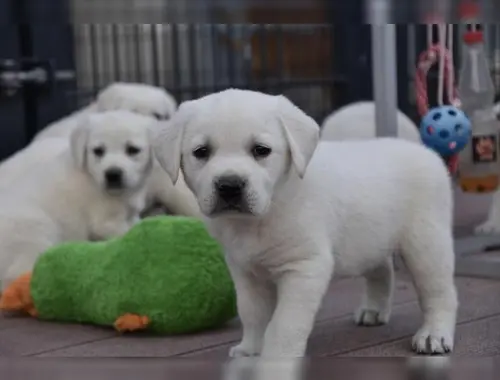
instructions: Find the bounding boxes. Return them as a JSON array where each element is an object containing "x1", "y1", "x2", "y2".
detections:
[
  {"x1": 153, "y1": 89, "x2": 458, "y2": 357},
  {"x1": 0, "y1": 110, "x2": 154, "y2": 290}
]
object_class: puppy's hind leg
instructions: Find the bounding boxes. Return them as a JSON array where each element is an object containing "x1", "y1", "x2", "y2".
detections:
[
  {"x1": 354, "y1": 256, "x2": 394, "y2": 326},
  {"x1": 475, "y1": 188, "x2": 500, "y2": 235},
  {"x1": 401, "y1": 221, "x2": 458, "y2": 355}
]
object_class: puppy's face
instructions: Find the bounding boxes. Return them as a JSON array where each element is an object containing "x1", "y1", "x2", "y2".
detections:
[
  {"x1": 153, "y1": 90, "x2": 320, "y2": 219},
  {"x1": 71, "y1": 111, "x2": 154, "y2": 194},
  {"x1": 182, "y1": 110, "x2": 290, "y2": 217}
]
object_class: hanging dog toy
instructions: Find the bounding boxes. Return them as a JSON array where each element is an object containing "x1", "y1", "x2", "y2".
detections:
[
  {"x1": 415, "y1": 22, "x2": 472, "y2": 174},
  {"x1": 456, "y1": 18, "x2": 500, "y2": 193}
]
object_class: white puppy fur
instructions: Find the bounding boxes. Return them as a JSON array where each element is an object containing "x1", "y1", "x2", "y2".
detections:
[
  {"x1": 33, "y1": 82, "x2": 178, "y2": 142},
  {"x1": 153, "y1": 89, "x2": 458, "y2": 357},
  {"x1": 319, "y1": 101, "x2": 500, "y2": 237},
  {"x1": 320, "y1": 101, "x2": 421, "y2": 143},
  {"x1": 0, "y1": 110, "x2": 154, "y2": 290},
  {"x1": 0, "y1": 82, "x2": 177, "y2": 186},
  {"x1": 0, "y1": 82, "x2": 199, "y2": 217}
]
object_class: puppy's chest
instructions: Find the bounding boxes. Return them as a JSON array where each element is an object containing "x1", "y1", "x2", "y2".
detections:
[
  {"x1": 91, "y1": 199, "x2": 138, "y2": 223},
  {"x1": 212, "y1": 223, "x2": 304, "y2": 275}
]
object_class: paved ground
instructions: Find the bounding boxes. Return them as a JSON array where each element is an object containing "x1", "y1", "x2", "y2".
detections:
[{"x1": 0, "y1": 187, "x2": 499, "y2": 359}]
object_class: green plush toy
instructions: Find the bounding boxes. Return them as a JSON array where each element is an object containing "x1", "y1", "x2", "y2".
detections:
[{"x1": 0, "y1": 216, "x2": 237, "y2": 335}]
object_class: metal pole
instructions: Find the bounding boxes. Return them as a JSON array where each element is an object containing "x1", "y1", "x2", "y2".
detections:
[{"x1": 367, "y1": 0, "x2": 398, "y2": 137}]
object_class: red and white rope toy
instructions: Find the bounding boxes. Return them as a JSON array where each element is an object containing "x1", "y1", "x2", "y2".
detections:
[
  {"x1": 415, "y1": 23, "x2": 461, "y2": 117},
  {"x1": 415, "y1": 23, "x2": 462, "y2": 173}
]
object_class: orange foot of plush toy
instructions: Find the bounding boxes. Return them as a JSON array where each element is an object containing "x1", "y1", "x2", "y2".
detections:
[
  {"x1": 114, "y1": 313, "x2": 150, "y2": 333},
  {"x1": 0, "y1": 272, "x2": 38, "y2": 317}
]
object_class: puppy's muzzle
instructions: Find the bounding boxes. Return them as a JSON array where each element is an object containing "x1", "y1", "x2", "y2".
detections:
[
  {"x1": 104, "y1": 167, "x2": 124, "y2": 190},
  {"x1": 214, "y1": 175, "x2": 248, "y2": 213}
]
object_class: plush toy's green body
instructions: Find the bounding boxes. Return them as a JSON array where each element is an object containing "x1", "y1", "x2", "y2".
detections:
[{"x1": 30, "y1": 216, "x2": 237, "y2": 334}]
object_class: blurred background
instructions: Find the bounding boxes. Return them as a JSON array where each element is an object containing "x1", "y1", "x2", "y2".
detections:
[{"x1": 1, "y1": 0, "x2": 500, "y2": 161}]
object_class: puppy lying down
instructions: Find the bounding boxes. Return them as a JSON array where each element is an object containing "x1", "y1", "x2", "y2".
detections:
[
  {"x1": 153, "y1": 89, "x2": 458, "y2": 357},
  {"x1": 0, "y1": 110, "x2": 155, "y2": 290}
]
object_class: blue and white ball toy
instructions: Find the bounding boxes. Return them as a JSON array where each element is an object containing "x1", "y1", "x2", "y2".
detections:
[{"x1": 419, "y1": 105, "x2": 472, "y2": 158}]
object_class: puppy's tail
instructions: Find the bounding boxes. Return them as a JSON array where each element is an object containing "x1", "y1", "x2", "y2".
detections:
[{"x1": 0, "y1": 272, "x2": 37, "y2": 317}]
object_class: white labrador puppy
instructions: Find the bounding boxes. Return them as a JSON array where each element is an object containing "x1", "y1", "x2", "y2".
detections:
[
  {"x1": 153, "y1": 89, "x2": 458, "y2": 357},
  {"x1": 32, "y1": 82, "x2": 178, "y2": 141},
  {"x1": 0, "y1": 82, "x2": 199, "y2": 217},
  {"x1": 0, "y1": 110, "x2": 154, "y2": 290},
  {"x1": 320, "y1": 101, "x2": 421, "y2": 143},
  {"x1": 0, "y1": 82, "x2": 177, "y2": 186}
]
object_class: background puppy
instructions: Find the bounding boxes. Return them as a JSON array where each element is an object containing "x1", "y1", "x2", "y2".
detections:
[
  {"x1": 0, "y1": 83, "x2": 199, "y2": 217},
  {"x1": 33, "y1": 82, "x2": 178, "y2": 142},
  {"x1": 0, "y1": 110, "x2": 153, "y2": 290},
  {"x1": 153, "y1": 89, "x2": 458, "y2": 358},
  {"x1": 320, "y1": 101, "x2": 421, "y2": 143},
  {"x1": 0, "y1": 82, "x2": 177, "y2": 187}
]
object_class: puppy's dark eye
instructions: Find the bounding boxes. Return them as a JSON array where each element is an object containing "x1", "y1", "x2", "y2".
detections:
[
  {"x1": 153, "y1": 112, "x2": 169, "y2": 121},
  {"x1": 126, "y1": 145, "x2": 141, "y2": 156},
  {"x1": 251, "y1": 144, "x2": 272, "y2": 159},
  {"x1": 192, "y1": 145, "x2": 211, "y2": 160},
  {"x1": 93, "y1": 146, "x2": 105, "y2": 158}
]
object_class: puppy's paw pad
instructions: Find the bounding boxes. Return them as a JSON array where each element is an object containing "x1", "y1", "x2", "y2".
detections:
[
  {"x1": 229, "y1": 344, "x2": 260, "y2": 358},
  {"x1": 412, "y1": 329, "x2": 453, "y2": 355},
  {"x1": 474, "y1": 220, "x2": 500, "y2": 235},
  {"x1": 354, "y1": 308, "x2": 389, "y2": 326}
]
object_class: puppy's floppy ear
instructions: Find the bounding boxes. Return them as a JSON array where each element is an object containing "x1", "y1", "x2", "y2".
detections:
[
  {"x1": 151, "y1": 100, "x2": 196, "y2": 185},
  {"x1": 275, "y1": 95, "x2": 320, "y2": 178},
  {"x1": 70, "y1": 118, "x2": 90, "y2": 169}
]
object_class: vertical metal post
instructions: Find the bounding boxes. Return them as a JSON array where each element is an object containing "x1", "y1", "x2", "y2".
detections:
[{"x1": 367, "y1": 0, "x2": 398, "y2": 137}]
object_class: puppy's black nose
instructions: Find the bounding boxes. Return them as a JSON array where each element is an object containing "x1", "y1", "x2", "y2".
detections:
[
  {"x1": 104, "y1": 167, "x2": 123, "y2": 187},
  {"x1": 215, "y1": 175, "x2": 246, "y2": 201}
]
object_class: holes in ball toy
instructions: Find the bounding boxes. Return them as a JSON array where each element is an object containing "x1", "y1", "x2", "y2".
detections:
[
  {"x1": 448, "y1": 109, "x2": 457, "y2": 116},
  {"x1": 455, "y1": 124, "x2": 463, "y2": 135},
  {"x1": 432, "y1": 113, "x2": 442, "y2": 121},
  {"x1": 439, "y1": 130, "x2": 450, "y2": 139},
  {"x1": 426, "y1": 126, "x2": 434, "y2": 135}
]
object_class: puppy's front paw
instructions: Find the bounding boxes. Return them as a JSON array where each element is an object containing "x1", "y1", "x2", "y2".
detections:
[
  {"x1": 229, "y1": 343, "x2": 260, "y2": 358},
  {"x1": 474, "y1": 219, "x2": 500, "y2": 235},
  {"x1": 412, "y1": 326, "x2": 454, "y2": 355},
  {"x1": 354, "y1": 308, "x2": 390, "y2": 326}
]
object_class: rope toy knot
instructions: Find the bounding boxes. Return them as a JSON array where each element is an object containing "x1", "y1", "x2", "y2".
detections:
[
  {"x1": 418, "y1": 59, "x2": 433, "y2": 72},
  {"x1": 452, "y1": 99, "x2": 462, "y2": 109},
  {"x1": 427, "y1": 50, "x2": 437, "y2": 62}
]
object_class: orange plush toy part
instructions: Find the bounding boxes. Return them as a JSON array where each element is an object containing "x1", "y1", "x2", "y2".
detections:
[
  {"x1": 114, "y1": 313, "x2": 150, "y2": 332},
  {"x1": 0, "y1": 272, "x2": 38, "y2": 317}
]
